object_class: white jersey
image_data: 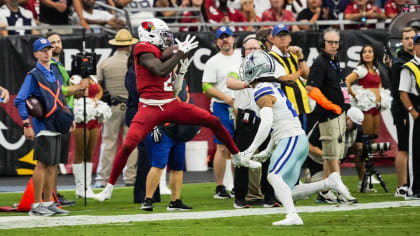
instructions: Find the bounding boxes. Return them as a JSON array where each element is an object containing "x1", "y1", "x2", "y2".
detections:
[{"x1": 253, "y1": 82, "x2": 304, "y2": 142}]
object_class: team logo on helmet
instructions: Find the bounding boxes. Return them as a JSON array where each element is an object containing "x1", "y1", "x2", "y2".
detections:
[{"x1": 142, "y1": 22, "x2": 155, "y2": 32}]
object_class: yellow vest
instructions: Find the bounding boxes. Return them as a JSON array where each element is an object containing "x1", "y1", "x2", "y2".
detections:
[
  {"x1": 269, "y1": 51, "x2": 311, "y2": 115},
  {"x1": 404, "y1": 61, "x2": 420, "y2": 88}
]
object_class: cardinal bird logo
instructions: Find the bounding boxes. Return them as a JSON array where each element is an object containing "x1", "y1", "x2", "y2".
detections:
[{"x1": 142, "y1": 22, "x2": 155, "y2": 32}]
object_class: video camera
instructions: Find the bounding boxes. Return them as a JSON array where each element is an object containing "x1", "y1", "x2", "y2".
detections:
[
  {"x1": 361, "y1": 134, "x2": 391, "y2": 155},
  {"x1": 71, "y1": 32, "x2": 98, "y2": 78}
]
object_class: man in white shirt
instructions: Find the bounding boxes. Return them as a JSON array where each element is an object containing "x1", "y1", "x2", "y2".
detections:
[
  {"x1": 0, "y1": 0, "x2": 38, "y2": 36},
  {"x1": 72, "y1": 0, "x2": 125, "y2": 29},
  {"x1": 399, "y1": 34, "x2": 420, "y2": 200},
  {"x1": 202, "y1": 26, "x2": 242, "y2": 199}
]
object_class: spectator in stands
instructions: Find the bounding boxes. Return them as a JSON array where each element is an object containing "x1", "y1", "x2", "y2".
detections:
[
  {"x1": 239, "y1": 0, "x2": 261, "y2": 31},
  {"x1": 38, "y1": 0, "x2": 72, "y2": 32},
  {"x1": 254, "y1": 0, "x2": 271, "y2": 18},
  {"x1": 72, "y1": 0, "x2": 125, "y2": 29},
  {"x1": 0, "y1": 86, "x2": 10, "y2": 103},
  {"x1": 384, "y1": 0, "x2": 410, "y2": 19},
  {"x1": 344, "y1": 0, "x2": 386, "y2": 30},
  {"x1": 284, "y1": 0, "x2": 306, "y2": 16},
  {"x1": 262, "y1": 0, "x2": 299, "y2": 32},
  {"x1": 297, "y1": 0, "x2": 335, "y2": 30},
  {"x1": 0, "y1": 0, "x2": 39, "y2": 36},
  {"x1": 111, "y1": 0, "x2": 155, "y2": 28},
  {"x1": 321, "y1": 0, "x2": 349, "y2": 19},
  {"x1": 155, "y1": 0, "x2": 188, "y2": 23},
  {"x1": 179, "y1": 0, "x2": 208, "y2": 32},
  {"x1": 208, "y1": 0, "x2": 247, "y2": 31},
  {"x1": 21, "y1": 0, "x2": 39, "y2": 24}
]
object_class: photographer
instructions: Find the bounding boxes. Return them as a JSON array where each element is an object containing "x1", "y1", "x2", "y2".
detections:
[{"x1": 305, "y1": 107, "x2": 364, "y2": 203}]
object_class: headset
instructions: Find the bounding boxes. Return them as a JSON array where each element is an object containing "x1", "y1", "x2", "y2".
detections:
[
  {"x1": 241, "y1": 34, "x2": 265, "y2": 58},
  {"x1": 319, "y1": 28, "x2": 341, "y2": 50}
]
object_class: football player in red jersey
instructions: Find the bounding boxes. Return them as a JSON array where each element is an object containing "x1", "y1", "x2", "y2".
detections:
[{"x1": 95, "y1": 18, "x2": 260, "y2": 201}]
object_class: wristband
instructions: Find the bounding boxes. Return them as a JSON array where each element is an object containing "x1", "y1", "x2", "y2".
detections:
[
  {"x1": 243, "y1": 82, "x2": 248, "y2": 88},
  {"x1": 408, "y1": 105, "x2": 414, "y2": 112},
  {"x1": 23, "y1": 122, "x2": 32, "y2": 128}
]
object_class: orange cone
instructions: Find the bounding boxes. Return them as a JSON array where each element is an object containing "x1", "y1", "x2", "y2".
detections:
[
  {"x1": 16, "y1": 178, "x2": 61, "y2": 212},
  {"x1": 17, "y1": 178, "x2": 35, "y2": 211}
]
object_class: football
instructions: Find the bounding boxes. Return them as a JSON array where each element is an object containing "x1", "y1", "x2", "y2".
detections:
[
  {"x1": 160, "y1": 45, "x2": 179, "y2": 61},
  {"x1": 26, "y1": 96, "x2": 44, "y2": 119}
]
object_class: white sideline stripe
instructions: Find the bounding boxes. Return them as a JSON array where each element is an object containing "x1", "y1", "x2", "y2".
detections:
[{"x1": 1, "y1": 200, "x2": 420, "y2": 229}]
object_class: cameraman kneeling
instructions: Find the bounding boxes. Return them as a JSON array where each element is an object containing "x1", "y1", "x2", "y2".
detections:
[{"x1": 305, "y1": 107, "x2": 365, "y2": 203}]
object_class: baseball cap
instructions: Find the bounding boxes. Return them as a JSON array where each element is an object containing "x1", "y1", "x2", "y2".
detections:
[
  {"x1": 347, "y1": 106, "x2": 364, "y2": 125},
  {"x1": 414, "y1": 34, "x2": 420, "y2": 45},
  {"x1": 216, "y1": 26, "x2": 233, "y2": 39},
  {"x1": 33, "y1": 38, "x2": 52, "y2": 52},
  {"x1": 272, "y1": 24, "x2": 289, "y2": 37}
]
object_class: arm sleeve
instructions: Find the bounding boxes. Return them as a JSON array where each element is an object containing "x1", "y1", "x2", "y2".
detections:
[
  {"x1": 399, "y1": 68, "x2": 414, "y2": 93},
  {"x1": 246, "y1": 107, "x2": 273, "y2": 153},
  {"x1": 306, "y1": 58, "x2": 325, "y2": 88},
  {"x1": 14, "y1": 74, "x2": 36, "y2": 120}
]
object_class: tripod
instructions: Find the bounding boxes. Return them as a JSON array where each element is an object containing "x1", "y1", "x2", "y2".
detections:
[{"x1": 360, "y1": 151, "x2": 388, "y2": 193}]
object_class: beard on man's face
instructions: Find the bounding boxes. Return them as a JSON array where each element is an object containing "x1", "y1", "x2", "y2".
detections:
[{"x1": 52, "y1": 48, "x2": 62, "y2": 57}]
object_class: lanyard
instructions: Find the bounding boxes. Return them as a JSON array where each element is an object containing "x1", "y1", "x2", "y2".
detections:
[{"x1": 329, "y1": 60, "x2": 343, "y2": 80}]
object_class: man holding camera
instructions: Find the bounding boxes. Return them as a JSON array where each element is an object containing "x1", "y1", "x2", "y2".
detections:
[
  {"x1": 306, "y1": 107, "x2": 364, "y2": 203},
  {"x1": 95, "y1": 29, "x2": 139, "y2": 188},
  {"x1": 399, "y1": 34, "x2": 420, "y2": 200}
]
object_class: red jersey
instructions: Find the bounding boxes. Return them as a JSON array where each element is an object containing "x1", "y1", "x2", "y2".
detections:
[
  {"x1": 134, "y1": 42, "x2": 174, "y2": 100},
  {"x1": 384, "y1": 0, "x2": 410, "y2": 17},
  {"x1": 261, "y1": 8, "x2": 295, "y2": 29},
  {"x1": 344, "y1": 2, "x2": 383, "y2": 29},
  {"x1": 208, "y1": 6, "x2": 247, "y2": 31},
  {"x1": 180, "y1": 11, "x2": 200, "y2": 32}
]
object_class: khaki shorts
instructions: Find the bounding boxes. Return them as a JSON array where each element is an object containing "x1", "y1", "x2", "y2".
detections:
[{"x1": 319, "y1": 113, "x2": 346, "y2": 160}]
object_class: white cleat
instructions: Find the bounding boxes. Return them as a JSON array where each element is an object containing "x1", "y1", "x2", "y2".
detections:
[
  {"x1": 326, "y1": 172, "x2": 354, "y2": 203},
  {"x1": 272, "y1": 213, "x2": 303, "y2": 226},
  {"x1": 94, "y1": 183, "x2": 114, "y2": 202}
]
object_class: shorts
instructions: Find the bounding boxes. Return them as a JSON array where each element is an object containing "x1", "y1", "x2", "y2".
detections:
[
  {"x1": 364, "y1": 107, "x2": 380, "y2": 116},
  {"x1": 211, "y1": 102, "x2": 234, "y2": 144},
  {"x1": 146, "y1": 132, "x2": 185, "y2": 170},
  {"x1": 59, "y1": 132, "x2": 70, "y2": 164},
  {"x1": 76, "y1": 120, "x2": 101, "y2": 129},
  {"x1": 319, "y1": 113, "x2": 346, "y2": 160},
  {"x1": 33, "y1": 135, "x2": 62, "y2": 166},
  {"x1": 268, "y1": 134, "x2": 309, "y2": 189},
  {"x1": 394, "y1": 114, "x2": 409, "y2": 151}
]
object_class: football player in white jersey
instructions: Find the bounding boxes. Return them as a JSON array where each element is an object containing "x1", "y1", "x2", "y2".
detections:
[{"x1": 235, "y1": 51, "x2": 354, "y2": 226}]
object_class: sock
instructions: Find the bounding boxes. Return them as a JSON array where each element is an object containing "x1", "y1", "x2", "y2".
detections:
[
  {"x1": 41, "y1": 201, "x2": 54, "y2": 207},
  {"x1": 267, "y1": 173, "x2": 296, "y2": 215},
  {"x1": 292, "y1": 179, "x2": 328, "y2": 201}
]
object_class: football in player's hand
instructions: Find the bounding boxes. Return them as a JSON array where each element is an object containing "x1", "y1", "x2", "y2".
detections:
[
  {"x1": 160, "y1": 45, "x2": 179, "y2": 61},
  {"x1": 26, "y1": 96, "x2": 44, "y2": 119}
]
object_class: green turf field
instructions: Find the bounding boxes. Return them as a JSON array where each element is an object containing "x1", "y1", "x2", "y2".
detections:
[{"x1": 1, "y1": 174, "x2": 420, "y2": 235}]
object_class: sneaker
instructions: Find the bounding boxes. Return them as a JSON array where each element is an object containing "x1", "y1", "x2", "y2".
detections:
[
  {"x1": 272, "y1": 213, "x2": 303, "y2": 226},
  {"x1": 94, "y1": 182, "x2": 106, "y2": 188},
  {"x1": 248, "y1": 199, "x2": 264, "y2": 206},
  {"x1": 167, "y1": 199, "x2": 192, "y2": 211},
  {"x1": 326, "y1": 172, "x2": 353, "y2": 203},
  {"x1": 358, "y1": 181, "x2": 377, "y2": 193},
  {"x1": 337, "y1": 193, "x2": 358, "y2": 204},
  {"x1": 316, "y1": 190, "x2": 338, "y2": 204},
  {"x1": 94, "y1": 183, "x2": 114, "y2": 202},
  {"x1": 234, "y1": 199, "x2": 250, "y2": 208},
  {"x1": 405, "y1": 193, "x2": 420, "y2": 200},
  {"x1": 214, "y1": 185, "x2": 231, "y2": 199},
  {"x1": 56, "y1": 193, "x2": 76, "y2": 207},
  {"x1": 46, "y1": 202, "x2": 70, "y2": 215},
  {"x1": 263, "y1": 198, "x2": 280, "y2": 208},
  {"x1": 395, "y1": 186, "x2": 408, "y2": 198},
  {"x1": 141, "y1": 198, "x2": 153, "y2": 211},
  {"x1": 29, "y1": 204, "x2": 56, "y2": 216}
]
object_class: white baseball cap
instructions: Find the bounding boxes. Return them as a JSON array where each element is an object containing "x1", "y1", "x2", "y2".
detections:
[{"x1": 347, "y1": 107, "x2": 364, "y2": 125}]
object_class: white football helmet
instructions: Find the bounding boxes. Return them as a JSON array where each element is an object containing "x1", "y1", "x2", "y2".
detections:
[
  {"x1": 137, "y1": 18, "x2": 174, "y2": 49},
  {"x1": 240, "y1": 51, "x2": 276, "y2": 85}
]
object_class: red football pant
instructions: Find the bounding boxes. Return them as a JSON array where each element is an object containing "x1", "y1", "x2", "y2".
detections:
[{"x1": 108, "y1": 100, "x2": 239, "y2": 185}]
